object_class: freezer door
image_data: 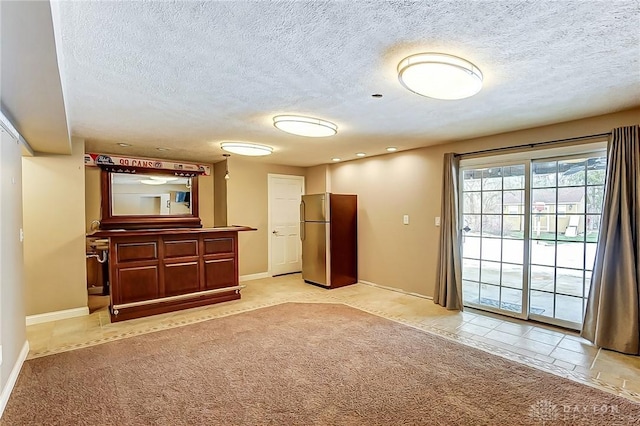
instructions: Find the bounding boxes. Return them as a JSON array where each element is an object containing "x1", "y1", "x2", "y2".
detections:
[
  {"x1": 302, "y1": 222, "x2": 330, "y2": 286},
  {"x1": 301, "y1": 193, "x2": 329, "y2": 222}
]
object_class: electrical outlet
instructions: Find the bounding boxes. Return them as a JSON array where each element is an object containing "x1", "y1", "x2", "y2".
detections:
[
  {"x1": 19, "y1": 228, "x2": 24, "y2": 242},
  {"x1": 403, "y1": 215, "x2": 409, "y2": 225},
  {"x1": 435, "y1": 217, "x2": 441, "y2": 227}
]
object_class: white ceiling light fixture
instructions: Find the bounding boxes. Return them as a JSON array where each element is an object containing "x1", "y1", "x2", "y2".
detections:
[
  {"x1": 117, "y1": 142, "x2": 131, "y2": 147},
  {"x1": 386, "y1": 147, "x2": 398, "y2": 152},
  {"x1": 356, "y1": 152, "x2": 366, "y2": 157},
  {"x1": 331, "y1": 157, "x2": 341, "y2": 162},
  {"x1": 397, "y1": 53, "x2": 483, "y2": 100},
  {"x1": 273, "y1": 115, "x2": 338, "y2": 137},
  {"x1": 140, "y1": 179, "x2": 166, "y2": 185},
  {"x1": 150, "y1": 176, "x2": 178, "y2": 182},
  {"x1": 220, "y1": 141, "x2": 273, "y2": 156}
]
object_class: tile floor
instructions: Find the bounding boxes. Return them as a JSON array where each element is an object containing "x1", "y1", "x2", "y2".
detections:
[{"x1": 26, "y1": 274, "x2": 640, "y2": 402}]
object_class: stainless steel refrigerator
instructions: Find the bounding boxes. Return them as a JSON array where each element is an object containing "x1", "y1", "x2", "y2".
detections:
[{"x1": 300, "y1": 193, "x2": 357, "y2": 288}]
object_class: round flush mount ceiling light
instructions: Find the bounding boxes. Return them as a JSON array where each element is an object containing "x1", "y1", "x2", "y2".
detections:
[
  {"x1": 150, "y1": 176, "x2": 177, "y2": 182},
  {"x1": 273, "y1": 115, "x2": 337, "y2": 137},
  {"x1": 397, "y1": 53, "x2": 483, "y2": 100},
  {"x1": 386, "y1": 147, "x2": 398, "y2": 152},
  {"x1": 140, "y1": 179, "x2": 166, "y2": 185},
  {"x1": 220, "y1": 142, "x2": 273, "y2": 156}
]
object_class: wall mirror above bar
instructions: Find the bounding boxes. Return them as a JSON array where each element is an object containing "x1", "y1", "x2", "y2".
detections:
[
  {"x1": 111, "y1": 173, "x2": 193, "y2": 216},
  {"x1": 100, "y1": 169, "x2": 202, "y2": 229}
]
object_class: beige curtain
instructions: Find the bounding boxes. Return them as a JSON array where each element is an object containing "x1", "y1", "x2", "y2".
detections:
[
  {"x1": 434, "y1": 153, "x2": 463, "y2": 310},
  {"x1": 581, "y1": 125, "x2": 640, "y2": 354}
]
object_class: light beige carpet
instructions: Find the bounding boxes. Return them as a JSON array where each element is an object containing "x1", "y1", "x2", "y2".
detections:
[{"x1": 3, "y1": 303, "x2": 639, "y2": 425}]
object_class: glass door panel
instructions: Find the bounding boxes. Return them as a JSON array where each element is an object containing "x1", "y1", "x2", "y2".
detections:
[
  {"x1": 461, "y1": 165, "x2": 527, "y2": 317},
  {"x1": 529, "y1": 154, "x2": 605, "y2": 329}
]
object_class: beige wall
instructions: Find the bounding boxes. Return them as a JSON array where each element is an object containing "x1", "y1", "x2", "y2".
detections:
[
  {"x1": 213, "y1": 160, "x2": 227, "y2": 227},
  {"x1": 199, "y1": 169, "x2": 214, "y2": 228},
  {"x1": 305, "y1": 164, "x2": 330, "y2": 194},
  {"x1": 226, "y1": 157, "x2": 305, "y2": 275},
  {"x1": 22, "y1": 138, "x2": 87, "y2": 315},
  {"x1": 85, "y1": 166, "x2": 101, "y2": 231},
  {"x1": 0, "y1": 124, "x2": 27, "y2": 393},
  {"x1": 84, "y1": 160, "x2": 215, "y2": 232},
  {"x1": 330, "y1": 107, "x2": 640, "y2": 298}
]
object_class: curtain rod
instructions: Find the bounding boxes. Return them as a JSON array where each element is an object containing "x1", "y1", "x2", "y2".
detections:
[{"x1": 454, "y1": 132, "x2": 610, "y2": 158}]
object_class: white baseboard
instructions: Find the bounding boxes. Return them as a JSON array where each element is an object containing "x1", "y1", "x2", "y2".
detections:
[
  {"x1": 359, "y1": 280, "x2": 433, "y2": 300},
  {"x1": 239, "y1": 272, "x2": 270, "y2": 282},
  {"x1": 25, "y1": 307, "x2": 89, "y2": 326},
  {"x1": 0, "y1": 340, "x2": 29, "y2": 418}
]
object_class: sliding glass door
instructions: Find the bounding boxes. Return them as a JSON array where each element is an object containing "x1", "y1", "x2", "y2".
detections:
[
  {"x1": 460, "y1": 151, "x2": 606, "y2": 329},
  {"x1": 461, "y1": 164, "x2": 529, "y2": 318}
]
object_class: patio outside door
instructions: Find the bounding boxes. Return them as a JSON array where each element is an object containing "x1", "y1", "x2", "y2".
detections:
[
  {"x1": 460, "y1": 151, "x2": 606, "y2": 330},
  {"x1": 461, "y1": 164, "x2": 529, "y2": 319}
]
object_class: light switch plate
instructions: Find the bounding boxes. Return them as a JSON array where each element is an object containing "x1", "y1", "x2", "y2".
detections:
[
  {"x1": 435, "y1": 217, "x2": 441, "y2": 226},
  {"x1": 403, "y1": 214, "x2": 409, "y2": 225}
]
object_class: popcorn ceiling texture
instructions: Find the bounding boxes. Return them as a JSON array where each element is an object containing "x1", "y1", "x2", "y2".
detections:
[{"x1": 52, "y1": 1, "x2": 640, "y2": 166}]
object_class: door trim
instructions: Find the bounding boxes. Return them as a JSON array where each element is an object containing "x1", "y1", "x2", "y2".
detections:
[{"x1": 267, "y1": 174, "x2": 305, "y2": 277}]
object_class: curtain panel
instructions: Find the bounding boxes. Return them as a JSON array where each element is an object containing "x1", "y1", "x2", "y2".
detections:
[
  {"x1": 581, "y1": 125, "x2": 640, "y2": 354},
  {"x1": 434, "y1": 153, "x2": 463, "y2": 310}
]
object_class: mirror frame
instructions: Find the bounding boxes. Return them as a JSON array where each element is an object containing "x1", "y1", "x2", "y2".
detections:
[{"x1": 100, "y1": 169, "x2": 202, "y2": 229}]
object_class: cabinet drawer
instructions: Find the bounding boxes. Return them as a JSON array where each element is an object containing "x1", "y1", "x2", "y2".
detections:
[
  {"x1": 164, "y1": 239, "x2": 198, "y2": 258},
  {"x1": 204, "y1": 237, "x2": 234, "y2": 255},
  {"x1": 116, "y1": 241, "x2": 158, "y2": 262}
]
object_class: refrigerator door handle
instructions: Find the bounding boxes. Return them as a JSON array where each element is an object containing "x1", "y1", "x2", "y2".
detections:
[{"x1": 300, "y1": 200, "x2": 305, "y2": 241}]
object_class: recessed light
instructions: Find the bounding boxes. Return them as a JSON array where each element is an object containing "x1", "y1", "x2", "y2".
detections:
[
  {"x1": 156, "y1": 147, "x2": 170, "y2": 152},
  {"x1": 331, "y1": 158, "x2": 341, "y2": 162},
  {"x1": 397, "y1": 52, "x2": 483, "y2": 100},
  {"x1": 221, "y1": 141, "x2": 273, "y2": 156},
  {"x1": 273, "y1": 115, "x2": 337, "y2": 137},
  {"x1": 118, "y1": 143, "x2": 131, "y2": 147},
  {"x1": 356, "y1": 152, "x2": 366, "y2": 157},
  {"x1": 386, "y1": 147, "x2": 398, "y2": 152}
]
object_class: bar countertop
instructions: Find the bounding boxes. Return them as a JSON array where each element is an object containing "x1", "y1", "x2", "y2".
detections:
[{"x1": 88, "y1": 226, "x2": 256, "y2": 238}]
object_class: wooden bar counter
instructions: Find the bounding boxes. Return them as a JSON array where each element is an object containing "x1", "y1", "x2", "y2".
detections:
[{"x1": 90, "y1": 226, "x2": 255, "y2": 322}]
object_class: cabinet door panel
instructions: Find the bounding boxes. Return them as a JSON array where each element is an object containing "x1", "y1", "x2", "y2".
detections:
[
  {"x1": 204, "y1": 258, "x2": 236, "y2": 289},
  {"x1": 118, "y1": 266, "x2": 159, "y2": 303},
  {"x1": 164, "y1": 262, "x2": 200, "y2": 296}
]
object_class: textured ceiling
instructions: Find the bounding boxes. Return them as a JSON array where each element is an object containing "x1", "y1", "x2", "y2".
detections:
[{"x1": 52, "y1": 1, "x2": 640, "y2": 167}]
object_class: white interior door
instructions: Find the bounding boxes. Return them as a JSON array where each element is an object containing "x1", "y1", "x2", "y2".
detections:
[{"x1": 268, "y1": 174, "x2": 304, "y2": 276}]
